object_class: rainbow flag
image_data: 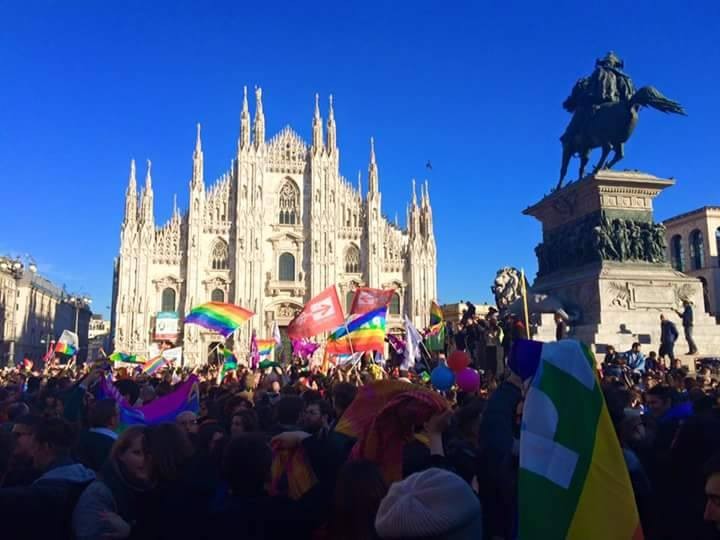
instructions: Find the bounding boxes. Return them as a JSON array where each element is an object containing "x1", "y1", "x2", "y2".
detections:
[
  {"x1": 55, "y1": 342, "x2": 76, "y2": 356},
  {"x1": 99, "y1": 374, "x2": 199, "y2": 429},
  {"x1": 55, "y1": 330, "x2": 79, "y2": 356},
  {"x1": 429, "y1": 300, "x2": 443, "y2": 327},
  {"x1": 257, "y1": 339, "x2": 275, "y2": 359},
  {"x1": 326, "y1": 307, "x2": 386, "y2": 355},
  {"x1": 220, "y1": 348, "x2": 238, "y2": 380},
  {"x1": 184, "y1": 301, "x2": 254, "y2": 337},
  {"x1": 142, "y1": 355, "x2": 167, "y2": 375},
  {"x1": 515, "y1": 339, "x2": 642, "y2": 539}
]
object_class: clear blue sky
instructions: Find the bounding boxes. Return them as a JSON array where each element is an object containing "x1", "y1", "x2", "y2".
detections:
[{"x1": 1, "y1": 1, "x2": 718, "y2": 318}]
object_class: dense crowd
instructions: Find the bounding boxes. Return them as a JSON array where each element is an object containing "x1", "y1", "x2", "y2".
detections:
[{"x1": 2, "y1": 314, "x2": 720, "y2": 540}]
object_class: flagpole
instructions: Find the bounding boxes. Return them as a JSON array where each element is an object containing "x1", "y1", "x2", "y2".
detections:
[{"x1": 521, "y1": 268, "x2": 530, "y2": 339}]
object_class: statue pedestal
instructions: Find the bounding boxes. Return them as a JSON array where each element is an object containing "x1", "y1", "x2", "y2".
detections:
[{"x1": 524, "y1": 170, "x2": 720, "y2": 354}]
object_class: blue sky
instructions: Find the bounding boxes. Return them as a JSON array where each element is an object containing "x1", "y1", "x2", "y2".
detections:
[{"x1": 1, "y1": 1, "x2": 718, "y2": 318}]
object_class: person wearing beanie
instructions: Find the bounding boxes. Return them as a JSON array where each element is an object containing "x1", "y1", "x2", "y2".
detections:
[{"x1": 375, "y1": 467, "x2": 483, "y2": 539}]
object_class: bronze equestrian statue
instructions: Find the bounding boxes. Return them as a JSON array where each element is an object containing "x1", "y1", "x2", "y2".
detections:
[{"x1": 557, "y1": 52, "x2": 686, "y2": 191}]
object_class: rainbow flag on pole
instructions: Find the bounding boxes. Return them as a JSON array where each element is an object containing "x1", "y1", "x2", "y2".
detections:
[
  {"x1": 257, "y1": 339, "x2": 275, "y2": 360},
  {"x1": 184, "y1": 301, "x2": 254, "y2": 337},
  {"x1": 514, "y1": 339, "x2": 642, "y2": 540},
  {"x1": 55, "y1": 330, "x2": 79, "y2": 356},
  {"x1": 142, "y1": 355, "x2": 167, "y2": 375},
  {"x1": 326, "y1": 307, "x2": 387, "y2": 355},
  {"x1": 109, "y1": 352, "x2": 144, "y2": 364},
  {"x1": 220, "y1": 348, "x2": 238, "y2": 381},
  {"x1": 429, "y1": 300, "x2": 443, "y2": 328}
]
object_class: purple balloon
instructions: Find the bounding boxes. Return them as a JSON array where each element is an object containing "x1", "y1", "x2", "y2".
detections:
[{"x1": 456, "y1": 367, "x2": 481, "y2": 393}]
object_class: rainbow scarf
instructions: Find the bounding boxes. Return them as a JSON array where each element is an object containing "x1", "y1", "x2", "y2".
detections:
[
  {"x1": 98, "y1": 375, "x2": 199, "y2": 429},
  {"x1": 184, "y1": 301, "x2": 254, "y2": 337},
  {"x1": 515, "y1": 339, "x2": 642, "y2": 539},
  {"x1": 326, "y1": 307, "x2": 387, "y2": 354}
]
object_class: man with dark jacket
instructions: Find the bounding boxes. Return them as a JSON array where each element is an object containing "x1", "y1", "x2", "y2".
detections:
[
  {"x1": 659, "y1": 314, "x2": 679, "y2": 367},
  {"x1": 74, "y1": 398, "x2": 118, "y2": 471},
  {"x1": 0, "y1": 417, "x2": 95, "y2": 539},
  {"x1": 675, "y1": 300, "x2": 698, "y2": 355}
]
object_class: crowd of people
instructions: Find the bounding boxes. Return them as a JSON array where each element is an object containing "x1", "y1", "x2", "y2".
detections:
[{"x1": 1, "y1": 317, "x2": 720, "y2": 539}]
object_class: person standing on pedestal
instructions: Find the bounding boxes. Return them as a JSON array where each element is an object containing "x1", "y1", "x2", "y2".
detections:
[
  {"x1": 659, "y1": 314, "x2": 679, "y2": 368},
  {"x1": 554, "y1": 311, "x2": 569, "y2": 341},
  {"x1": 675, "y1": 300, "x2": 698, "y2": 355}
]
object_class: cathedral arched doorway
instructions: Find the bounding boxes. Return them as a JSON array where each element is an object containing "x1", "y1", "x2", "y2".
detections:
[{"x1": 208, "y1": 342, "x2": 223, "y2": 367}]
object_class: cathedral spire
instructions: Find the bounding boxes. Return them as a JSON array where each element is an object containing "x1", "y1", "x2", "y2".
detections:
[
  {"x1": 123, "y1": 159, "x2": 137, "y2": 224},
  {"x1": 192, "y1": 123, "x2": 204, "y2": 188},
  {"x1": 253, "y1": 86, "x2": 265, "y2": 147},
  {"x1": 423, "y1": 179, "x2": 431, "y2": 208},
  {"x1": 239, "y1": 85, "x2": 250, "y2": 150},
  {"x1": 140, "y1": 159, "x2": 154, "y2": 225},
  {"x1": 357, "y1": 170, "x2": 362, "y2": 197},
  {"x1": 312, "y1": 93, "x2": 323, "y2": 152},
  {"x1": 411, "y1": 178, "x2": 418, "y2": 207},
  {"x1": 326, "y1": 94, "x2": 336, "y2": 152},
  {"x1": 368, "y1": 137, "x2": 378, "y2": 193}
]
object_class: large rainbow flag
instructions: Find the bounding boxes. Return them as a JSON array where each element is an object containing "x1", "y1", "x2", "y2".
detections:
[
  {"x1": 99, "y1": 375, "x2": 199, "y2": 429},
  {"x1": 257, "y1": 339, "x2": 275, "y2": 359},
  {"x1": 184, "y1": 301, "x2": 254, "y2": 337},
  {"x1": 514, "y1": 339, "x2": 642, "y2": 539},
  {"x1": 326, "y1": 307, "x2": 386, "y2": 355}
]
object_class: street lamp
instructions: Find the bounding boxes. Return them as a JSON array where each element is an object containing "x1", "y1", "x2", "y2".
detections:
[{"x1": 67, "y1": 295, "x2": 92, "y2": 333}]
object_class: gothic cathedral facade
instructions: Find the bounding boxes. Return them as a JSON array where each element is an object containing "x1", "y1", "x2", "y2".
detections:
[{"x1": 111, "y1": 88, "x2": 437, "y2": 365}]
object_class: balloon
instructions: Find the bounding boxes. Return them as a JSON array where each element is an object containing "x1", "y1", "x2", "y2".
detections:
[
  {"x1": 430, "y1": 364, "x2": 455, "y2": 391},
  {"x1": 456, "y1": 367, "x2": 481, "y2": 393},
  {"x1": 447, "y1": 350, "x2": 470, "y2": 373}
]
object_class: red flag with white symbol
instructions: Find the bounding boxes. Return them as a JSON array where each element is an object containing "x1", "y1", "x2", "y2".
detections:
[
  {"x1": 349, "y1": 287, "x2": 396, "y2": 315},
  {"x1": 288, "y1": 285, "x2": 345, "y2": 339}
]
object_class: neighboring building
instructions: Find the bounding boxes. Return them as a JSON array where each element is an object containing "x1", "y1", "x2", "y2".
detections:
[
  {"x1": 0, "y1": 257, "x2": 91, "y2": 365},
  {"x1": 664, "y1": 206, "x2": 720, "y2": 319},
  {"x1": 88, "y1": 314, "x2": 111, "y2": 362},
  {"x1": 112, "y1": 88, "x2": 438, "y2": 365}
]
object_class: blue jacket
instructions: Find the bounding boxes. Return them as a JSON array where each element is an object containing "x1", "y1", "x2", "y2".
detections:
[
  {"x1": 680, "y1": 305, "x2": 694, "y2": 328},
  {"x1": 625, "y1": 350, "x2": 646, "y2": 373},
  {"x1": 661, "y1": 320, "x2": 679, "y2": 345}
]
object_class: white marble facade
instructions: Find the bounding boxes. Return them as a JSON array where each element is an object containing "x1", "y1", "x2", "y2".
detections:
[{"x1": 112, "y1": 88, "x2": 437, "y2": 365}]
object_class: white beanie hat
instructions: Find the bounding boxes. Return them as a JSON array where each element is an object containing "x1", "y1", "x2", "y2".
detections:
[{"x1": 375, "y1": 468, "x2": 483, "y2": 539}]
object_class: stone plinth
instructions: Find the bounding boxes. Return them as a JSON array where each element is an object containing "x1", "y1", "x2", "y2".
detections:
[{"x1": 524, "y1": 171, "x2": 720, "y2": 354}]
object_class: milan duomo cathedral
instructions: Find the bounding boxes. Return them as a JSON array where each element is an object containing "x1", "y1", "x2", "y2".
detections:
[{"x1": 111, "y1": 88, "x2": 437, "y2": 365}]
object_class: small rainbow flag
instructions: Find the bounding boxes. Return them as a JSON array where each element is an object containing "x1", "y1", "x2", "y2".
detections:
[
  {"x1": 257, "y1": 339, "x2": 275, "y2": 359},
  {"x1": 326, "y1": 307, "x2": 387, "y2": 355},
  {"x1": 55, "y1": 341, "x2": 77, "y2": 356},
  {"x1": 184, "y1": 301, "x2": 254, "y2": 337},
  {"x1": 142, "y1": 355, "x2": 168, "y2": 375},
  {"x1": 220, "y1": 348, "x2": 238, "y2": 381},
  {"x1": 429, "y1": 300, "x2": 443, "y2": 328}
]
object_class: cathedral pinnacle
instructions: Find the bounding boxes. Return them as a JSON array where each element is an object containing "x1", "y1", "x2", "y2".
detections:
[
  {"x1": 195, "y1": 123, "x2": 202, "y2": 154},
  {"x1": 145, "y1": 159, "x2": 152, "y2": 191},
  {"x1": 368, "y1": 137, "x2": 378, "y2": 193},
  {"x1": 312, "y1": 93, "x2": 323, "y2": 151},
  {"x1": 240, "y1": 85, "x2": 250, "y2": 150},
  {"x1": 314, "y1": 93, "x2": 320, "y2": 119},
  {"x1": 123, "y1": 159, "x2": 138, "y2": 224},
  {"x1": 412, "y1": 178, "x2": 417, "y2": 207},
  {"x1": 357, "y1": 170, "x2": 362, "y2": 197},
  {"x1": 253, "y1": 86, "x2": 265, "y2": 146},
  {"x1": 423, "y1": 179, "x2": 431, "y2": 208},
  {"x1": 326, "y1": 94, "x2": 337, "y2": 152}
]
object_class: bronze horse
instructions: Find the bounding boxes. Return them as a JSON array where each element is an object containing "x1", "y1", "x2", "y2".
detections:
[{"x1": 557, "y1": 86, "x2": 686, "y2": 190}]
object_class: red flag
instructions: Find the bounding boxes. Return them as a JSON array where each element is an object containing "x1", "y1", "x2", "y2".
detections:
[
  {"x1": 288, "y1": 285, "x2": 345, "y2": 339},
  {"x1": 349, "y1": 287, "x2": 396, "y2": 315}
]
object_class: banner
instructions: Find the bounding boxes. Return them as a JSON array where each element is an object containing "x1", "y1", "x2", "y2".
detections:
[
  {"x1": 349, "y1": 287, "x2": 396, "y2": 315},
  {"x1": 287, "y1": 285, "x2": 344, "y2": 339},
  {"x1": 154, "y1": 311, "x2": 179, "y2": 341}
]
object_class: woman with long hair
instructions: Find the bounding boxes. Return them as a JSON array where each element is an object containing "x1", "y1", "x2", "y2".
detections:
[{"x1": 73, "y1": 426, "x2": 153, "y2": 539}]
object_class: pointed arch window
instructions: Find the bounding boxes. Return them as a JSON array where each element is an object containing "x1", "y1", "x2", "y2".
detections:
[
  {"x1": 389, "y1": 292, "x2": 401, "y2": 315},
  {"x1": 279, "y1": 252, "x2": 295, "y2": 282},
  {"x1": 345, "y1": 245, "x2": 360, "y2": 274},
  {"x1": 278, "y1": 179, "x2": 300, "y2": 225},
  {"x1": 671, "y1": 235, "x2": 684, "y2": 271},
  {"x1": 211, "y1": 288, "x2": 225, "y2": 302},
  {"x1": 690, "y1": 229, "x2": 705, "y2": 270},
  {"x1": 211, "y1": 239, "x2": 229, "y2": 270},
  {"x1": 161, "y1": 288, "x2": 176, "y2": 312}
]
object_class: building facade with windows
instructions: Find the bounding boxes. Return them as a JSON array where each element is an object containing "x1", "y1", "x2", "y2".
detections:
[
  {"x1": 664, "y1": 206, "x2": 720, "y2": 319},
  {"x1": 112, "y1": 88, "x2": 437, "y2": 365}
]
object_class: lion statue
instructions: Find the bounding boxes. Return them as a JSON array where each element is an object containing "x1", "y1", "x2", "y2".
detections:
[{"x1": 491, "y1": 267, "x2": 527, "y2": 312}]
